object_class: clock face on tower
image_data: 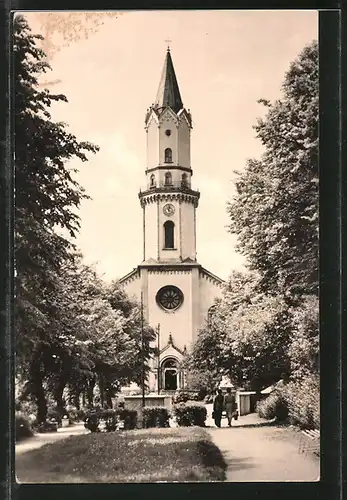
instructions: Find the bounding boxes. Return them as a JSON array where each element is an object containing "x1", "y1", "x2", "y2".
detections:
[{"x1": 163, "y1": 203, "x2": 175, "y2": 217}]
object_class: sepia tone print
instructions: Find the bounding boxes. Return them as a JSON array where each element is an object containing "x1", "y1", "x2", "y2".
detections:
[{"x1": 14, "y1": 10, "x2": 319, "y2": 482}]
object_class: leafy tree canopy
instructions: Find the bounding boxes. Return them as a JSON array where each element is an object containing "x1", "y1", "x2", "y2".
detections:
[{"x1": 227, "y1": 41, "x2": 318, "y2": 297}]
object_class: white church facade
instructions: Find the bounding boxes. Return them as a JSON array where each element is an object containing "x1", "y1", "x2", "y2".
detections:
[{"x1": 118, "y1": 48, "x2": 224, "y2": 393}]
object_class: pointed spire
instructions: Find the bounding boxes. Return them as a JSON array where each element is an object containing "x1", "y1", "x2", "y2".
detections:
[{"x1": 155, "y1": 48, "x2": 183, "y2": 113}]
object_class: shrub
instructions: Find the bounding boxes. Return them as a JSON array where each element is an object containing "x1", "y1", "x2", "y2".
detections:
[
  {"x1": 285, "y1": 375, "x2": 319, "y2": 429},
  {"x1": 143, "y1": 406, "x2": 170, "y2": 428},
  {"x1": 173, "y1": 402, "x2": 207, "y2": 427},
  {"x1": 173, "y1": 392, "x2": 190, "y2": 404},
  {"x1": 36, "y1": 420, "x2": 59, "y2": 433},
  {"x1": 84, "y1": 407, "x2": 138, "y2": 432},
  {"x1": 47, "y1": 408, "x2": 63, "y2": 425},
  {"x1": 84, "y1": 410, "x2": 100, "y2": 432},
  {"x1": 16, "y1": 412, "x2": 33, "y2": 441},
  {"x1": 256, "y1": 390, "x2": 288, "y2": 422},
  {"x1": 118, "y1": 408, "x2": 137, "y2": 430}
]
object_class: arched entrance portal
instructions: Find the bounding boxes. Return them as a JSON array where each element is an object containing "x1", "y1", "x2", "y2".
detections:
[{"x1": 161, "y1": 358, "x2": 179, "y2": 391}]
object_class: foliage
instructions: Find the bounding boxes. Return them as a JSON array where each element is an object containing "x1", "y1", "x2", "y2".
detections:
[
  {"x1": 172, "y1": 391, "x2": 203, "y2": 404},
  {"x1": 14, "y1": 16, "x2": 155, "y2": 425},
  {"x1": 14, "y1": 14, "x2": 98, "y2": 423},
  {"x1": 285, "y1": 375, "x2": 319, "y2": 429},
  {"x1": 15, "y1": 412, "x2": 33, "y2": 441},
  {"x1": 84, "y1": 408, "x2": 138, "y2": 432},
  {"x1": 142, "y1": 406, "x2": 170, "y2": 428},
  {"x1": 16, "y1": 427, "x2": 227, "y2": 483},
  {"x1": 173, "y1": 402, "x2": 207, "y2": 427},
  {"x1": 227, "y1": 41, "x2": 318, "y2": 296},
  {"x1": 256, "y1": 374, "x2": 319, "y2": 429},
  {"x1": 118, "y1": 409, "x2": 138, "y2": 430},
  {"x1": 172, "y1": 392, "x2": 190, "y2": 404},
  {"x1": 288, "y1": 295, "x2": 319, "y2": 379},
  {"x1": 256, "y1": 391, "x2": 288, "y2": 422},
  {"x1": 189, "y1": 271, "x2": 292, "y2": 392}
]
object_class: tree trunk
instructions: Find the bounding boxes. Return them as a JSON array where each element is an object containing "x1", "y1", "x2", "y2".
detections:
[
  {"x1": 104, "y1": 381, "x2": 113, "y2": 408},
  {"x1": 73, "y1": 391, "x2": 81, "y2": 410},
  {"x1": 30, "y1": 358, "x2": 47, "y2": 424},
  {"x1": 53, "y1": 375, "x2": 68, "y2": 416},
  {"x1": 99, "y1": 375, "x2": 105, "y2": 408},
  {"x1": 87, "y1": 379, "x2": 95, "y2": 406}
]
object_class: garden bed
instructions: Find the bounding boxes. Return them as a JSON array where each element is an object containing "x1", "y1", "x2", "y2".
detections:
[{"x1": 16, "y1": 426, "x2": 227, "y2": 483}]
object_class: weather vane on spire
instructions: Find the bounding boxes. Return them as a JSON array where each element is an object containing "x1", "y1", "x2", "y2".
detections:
[{"x1": 165, "y1": 39, "x2": 172, "y2": 51}]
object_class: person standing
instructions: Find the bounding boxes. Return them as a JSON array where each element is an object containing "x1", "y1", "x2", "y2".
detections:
[
  {"x1": 213, "y1": 389, "x2": 224, "y2": 428},
  {"x1": 224, "y1": 388, "x2": 237, "y2": 427}
]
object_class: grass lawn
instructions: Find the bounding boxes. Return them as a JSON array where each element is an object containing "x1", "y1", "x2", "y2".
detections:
[{"x1": 16, "y1": 427, "x2": 227, "y2": 483}]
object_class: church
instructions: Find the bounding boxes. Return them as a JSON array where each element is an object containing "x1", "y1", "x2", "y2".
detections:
[{"x1": 118, "y1": 47, "x2": 224, "y2": 393}]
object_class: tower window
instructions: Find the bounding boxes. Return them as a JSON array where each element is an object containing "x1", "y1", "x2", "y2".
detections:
[
  {"x1": 164, "y1": 148, "x2": 172, "y2": 163},
  {"x1": 181, "y1": 173, "x2": 188, "y2": 187},
  {"x1": 165, "y1": 172, "x2": 172, "y2": 186},
  {"x1": 150, "y1": 174, "x2": 156, "y2": 188},
  {"x1": 164, "y1": 220, "x2": 175, "y2": 249},
  {"x1": 165, "y1": 129, "x2": 171, "y2": 137}
]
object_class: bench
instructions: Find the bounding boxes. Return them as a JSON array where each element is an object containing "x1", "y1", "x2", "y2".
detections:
[{"x1": 299, "y1": 429, "x2": 320, "y2": 456}]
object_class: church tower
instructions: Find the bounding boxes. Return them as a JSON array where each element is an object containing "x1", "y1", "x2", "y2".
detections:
[
  {"x1": 119, "y1": 48, "x2": 224, "y2": 393},
  {"x1": 140, "y1": 47, "x2": 200, "y2": 264}
]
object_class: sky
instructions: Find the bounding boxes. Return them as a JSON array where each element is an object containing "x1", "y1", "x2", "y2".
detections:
[{"x1": 24, "y1": 10, "x2": 318, "y2": 282}]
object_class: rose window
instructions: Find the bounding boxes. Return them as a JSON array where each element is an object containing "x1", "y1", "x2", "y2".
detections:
[{"x1": 156, "y1": 286, "x2": 183, "y2": 311}]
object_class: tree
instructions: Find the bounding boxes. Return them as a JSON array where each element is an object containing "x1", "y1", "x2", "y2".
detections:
[
  {"x1": 188, "y1": 271, "x2": 292, "y2": 392},
  {"x1": 33, "y1": 12, "x2": 121, "y2": 88},
  {"x1": 227, "y1": 41, "x2": 318, "y2": 297},
  {"x1": 14, "y1": 15, "x2": 98, "y2": 421},
  {"x1": 288, "y1": 295, "x2": 319, "y2": 380}
]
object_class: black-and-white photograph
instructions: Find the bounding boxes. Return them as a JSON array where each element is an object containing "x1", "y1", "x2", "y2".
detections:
[{"x1": 14, "y1": 10, "x2": 319, "y2": 482}]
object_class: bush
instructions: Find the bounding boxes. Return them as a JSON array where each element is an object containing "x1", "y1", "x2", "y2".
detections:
[
  {"x1": 16, "y1": 412, "x2": 33, "y2": 441},
  {"x1": 84, "y1": 407, "x2": 138, "y2": 432},
  {"x1": 143, "y1": 406, "x2": 170, "y2": 428},
  {"x1": 173, "y1": 392, "x2": 190, "y2": 404},
  {"x1": 285, "y1": 375, "x2": 319, "y2": 429},
  {"x1": 173, "y1": 402, "x2": 207, "y2": 427},
  {"x1": 47, "y1": 408, "x2": 63, "y2": 425},
  {"x1": 256, "y1": 375, "x2": 320, "y2": 430},
  {"x1": 256, "y1": 390, "x2": 288, "y2": 422},
  {"x1": 118, "y1": 408, "x2": 137, "y2": 430},
  {"x1": 36, "y1": 420, "x2": 59, "y2": 433}
]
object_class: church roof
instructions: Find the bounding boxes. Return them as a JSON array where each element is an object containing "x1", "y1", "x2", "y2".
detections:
[{"x1": 155, "y1": 48, "x2": 183, "y2": 113}]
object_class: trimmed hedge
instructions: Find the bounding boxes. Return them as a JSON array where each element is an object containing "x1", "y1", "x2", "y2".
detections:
[
  {"x1": 16, "y1": 412, "x2": 33, "y2": 441},
  {"x1": 173, "y1": 402, "x2": 207, "y2": 427},
  {"x1": 143, "y1": 406, "x2": 170, "y2": 428},
  {"x1": 84, "y1": 408, "x2": 138, "y2": 432},
  {"x1": 173, "y1": 392, "x2": 190, "y2": 404},
  {"x1": 173, "y1": 391, "x2": 204, "y2": 404}
]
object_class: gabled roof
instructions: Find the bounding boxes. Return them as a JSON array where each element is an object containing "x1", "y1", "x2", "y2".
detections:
[{"x1": 154, "y1": 48, "x2": 183, "y2": 114}]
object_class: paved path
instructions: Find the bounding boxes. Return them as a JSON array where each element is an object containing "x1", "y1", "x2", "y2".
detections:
[
  {"x1": 16, "y1": 423, "x2": 89, "y2": 456},
  {"x1": 204, "y1": 404, "x2": 274, "y2": 428},
  {"x1": 208, "y1": 415, "x2": 320, "y2": 481}
]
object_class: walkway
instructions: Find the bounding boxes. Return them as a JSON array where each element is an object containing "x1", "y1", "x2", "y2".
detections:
[
  {"x1": 207, "y1": 414, "x2": 320, "y2": 481},
  {"x1": 16, "y1": 422, "x2": 89, "y2": 456}
]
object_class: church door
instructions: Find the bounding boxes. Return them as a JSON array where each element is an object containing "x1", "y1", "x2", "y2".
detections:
[
  {"x1": 161, "y1": 358, "x2": 179, "y2": 391},
  {"x1": 164, "y1": 369, "x2": 178, "y2": 390}
]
